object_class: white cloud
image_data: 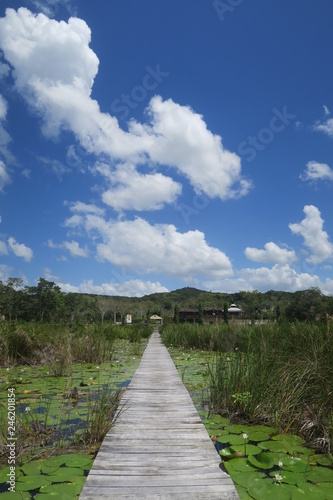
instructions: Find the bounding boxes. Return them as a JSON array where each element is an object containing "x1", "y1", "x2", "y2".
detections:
[
  {"x1": 204, "y1": 264, "x2": 321, "y2": 294},
  {"x1": 68, "y1": 201, "x2": 105, "y2": 215},
  {"x1": 0, "y1": 160, "x2": 10, "y2": 191},
  {"x1": 59, "y1": 278, "x2": 169, "y2": 297},
  {"x1": 100, "y1": 163, "x2": 182, "y2": 211},
  {"x1": 314, "y1": 117, "x2": 333, "y2": 138},
  {"x1": 66, "y1": 213, "x2": 234, "y2": 280},
  {"x1": 130, "y1": 96, "x2": 252, "y2": 200},
  {"x1": 0, "y1": 240, "x2": 8, "y2": 255},
  {"x1": 300, "y1": 161, "x2": 333, "y2": 182},
  {"x1": 0, "y1": 62, "x2": 10, "y2": 80},
  {"x1": 48, "y1": 239, "x2": 88, "y2": 257},
  {"x1": 244, "y1": 242, "x2": 297, "y2": 265},
  {"x1": 289, "y1": 205, "x2": 333, "y2": 264},
  {"x1": 323, "y1": 105, "x2": 330, "y2": 116},
  {"x1": 0, "y1": 8, "x2": 250, "y2": 205},
  {"x1": 7, "y1": 237, "x2": 33, "y2": 261}
]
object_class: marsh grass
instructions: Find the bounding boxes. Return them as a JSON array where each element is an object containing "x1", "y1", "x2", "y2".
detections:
[{"x1": 162, "y1": 321, "x2": 333, "y2": 452}]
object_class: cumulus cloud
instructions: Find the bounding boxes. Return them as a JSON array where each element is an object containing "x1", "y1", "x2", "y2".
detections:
[
  {"x1": 67, "y1": 201, "x2": 105, "y2": 215},
  {"x1": 0, "y1": 8, "x2": 250, "y2": 204},
  {"x1": 48, "y1": 239, "x2": 88, "y2": 257},
  {"x1": 244, "y1": 242, "x2": 297, "y2": 265},
  {"x1": 314, "y1": 117, "x2": 333, "y2": 138},
  {"x1": 59, "y1": 278, "x2": 169, "y2": 297},
  {"x1": 99, "y1": 163, "x2": 182, "y2": 211},
  {"x1": 300, "y1": 161, "x2": 333, "y2": 182},
  {"x1": 289, "y1": 205, "x2": 333, "y2": 264},
  {"x1": 0, "y1": 160, "x2": 10, "y2": 191},
  {"x1": 130, "y1": 96, "x2": 252, "y2": 200},
  {"x1": 7, "y1": 237, "x2": 33, "y2": 261},
  {"x1": 65, "y1": 213, "x2": 234, "y2": 280},
  {"x1": 204, "y1": 264, "x2": 322, "y2": 294},
  {"x1": 0, "y1": 240, "x2": 8, "y2": 255}
]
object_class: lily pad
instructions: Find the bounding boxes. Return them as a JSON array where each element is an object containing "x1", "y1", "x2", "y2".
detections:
[
  {"x1": 281, "y1": 456, "x2": 311, "y2": 473},
  {"x1": 47, "y1": 467, "x2": 85, "y2": 483},
  {"x1": 247, "y1": 431, "x2": 270, "y2": 442},
  {"x1": 232, "y1": 471, "x2": 266, "y2": 488},
  {"x1": 35, "y1": 483, "x2": 78, "y2": 498},
  {"x1": 70, "y1": 475, "x2": 87, "y2": 494},
  {"x1": 42, "y1": 456, "x2": 68, "y2": 468},
  {"x1": 313, "y1": 454, "x2": 333, "y2": 467},
  {"x1": 0, "y1": 466, "x2": 20, "y2": 484},
  {"x1": 248, "y1": 479, "x2": 292, "y2": 499},
  {"x1": 272, "y1": 434, "x2": 305, "y2": 445},
  {"x1": 16, "y1": 475, "x2": 51, "y2": 492},
  {"x1": 288, "y1": 482, "x2": 327, "y2": 499},
  {"x1": 217, "y1": 434, "x2": 246, "y2": 445},
  {"x1": 224, "y1": 457, "x2": 256, "y2": 473},
  {"x1": 225, "y1": 424, "x2": 245, "y2": 434},
  {"x1": 0, "y1": 492, "x2": 31, "y2": 499},
  {"x1": 229, "y1": 444, "x2": 262, "y2": 456},
  {"x1": 248, "y1": 452, "x2": 275, "y2": 470},
  {"x1": 64, "y1": 453, "x2": 93, "y2": 468},
  {"x1": 219, "y1": 447, "x2": 243, "y2": 459},
  {"x1": 269, "y1": 470, "x2": 306, "y2": 485},
  {"x1": 306, "y1": 466, "x2": 333, "y2": 483}
]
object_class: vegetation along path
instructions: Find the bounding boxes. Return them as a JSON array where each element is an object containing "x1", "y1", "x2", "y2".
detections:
[{"x1": 79, "y1": 328, "x2": 239, "y2": 499}]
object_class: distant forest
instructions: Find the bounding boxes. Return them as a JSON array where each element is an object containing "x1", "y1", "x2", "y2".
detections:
[{"x1": 1, "y1": 278, "x2": 333, "y2": 325}]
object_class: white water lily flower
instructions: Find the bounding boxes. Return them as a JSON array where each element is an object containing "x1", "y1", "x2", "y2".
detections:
[
  {"x1": 278, "y1": 461, "x2": 283, "y2": 468},
  {"x1": 243, "y1": 433, "x2": 248, "y2": 439},
  {"x1": 25, "y1": 407, "x2": 31, "y2": 413},
  {"x1": 275, "y1": 474, "x2": 282, "y2": 482}
]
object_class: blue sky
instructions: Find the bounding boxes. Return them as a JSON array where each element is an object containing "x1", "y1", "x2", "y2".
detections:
[{"x1": 0, "y1": 0, "x2": 333, "y2": 297}]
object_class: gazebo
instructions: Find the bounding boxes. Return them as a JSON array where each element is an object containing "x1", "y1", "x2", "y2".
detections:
[
  {"x1": 228, "y1": 303, "x2": 244, "y2": 319},
  {"x1": 150, "y1": 314, "x2": 163, "y2": 325}
]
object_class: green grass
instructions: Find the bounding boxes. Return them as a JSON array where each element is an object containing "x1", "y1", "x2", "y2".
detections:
[{"x1": 162, "y1": 321, "x2": 333, "y2": 453}]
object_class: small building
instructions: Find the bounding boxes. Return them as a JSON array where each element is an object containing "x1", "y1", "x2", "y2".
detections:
[
  {"x1": 150, "y1": 314, "x2": 163, "y2": 325},
  {"x1": 179, "y1": 307, "x2": 224, "y2": 324},
  {"x1": 228, "y1": 303, "x2": 244, "y2": 321}
]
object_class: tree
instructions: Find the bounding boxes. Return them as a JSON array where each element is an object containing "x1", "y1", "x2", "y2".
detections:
[
  {"x1": 173, "y1": 304, "x2": 179, "y2": 323},
  {"x1": 96, "y1": 297, "x2": 113, "y2": 323}
]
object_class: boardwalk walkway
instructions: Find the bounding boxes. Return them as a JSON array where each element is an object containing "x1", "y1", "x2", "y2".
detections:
[{"x1": 79, "y1": 328, "x2": 239, "y2": 499}]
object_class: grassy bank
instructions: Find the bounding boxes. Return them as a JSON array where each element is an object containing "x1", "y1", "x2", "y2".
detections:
[{"x1": 161, "y1": 321, "x2": 333, "y2": 453}]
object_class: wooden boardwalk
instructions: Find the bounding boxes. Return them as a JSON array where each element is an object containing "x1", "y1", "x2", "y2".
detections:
[{"x1": 79, "y1": 328, "x2": 239, "y2": 499}]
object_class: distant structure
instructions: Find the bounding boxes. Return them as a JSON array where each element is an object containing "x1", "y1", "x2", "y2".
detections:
[
  {"x1": 228, "y1": 303, "x2": 244, "y2": 321},
  {"x1": 150, "y1": 314, "x2": 163, "y2": 325},
  {"x1": 179, "y1": 304, "x2": 245, "y2": 324},
  {"x1": 125, "y1": 314, "x2": 132, "y2": 324}
]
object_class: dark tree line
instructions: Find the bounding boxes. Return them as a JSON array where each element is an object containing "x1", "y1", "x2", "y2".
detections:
[{"x1": 0, "y1": 278, "x2": 332, "y2": 325}]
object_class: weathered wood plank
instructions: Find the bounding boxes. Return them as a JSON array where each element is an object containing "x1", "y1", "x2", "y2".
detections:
[{"x1": 79, "y1": 329, "x2": 239, "y2": 499}]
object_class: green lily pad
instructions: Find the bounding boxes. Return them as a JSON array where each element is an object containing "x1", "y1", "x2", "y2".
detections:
[
  {"x1": 16, "y1": 475, "x2": 51, "y2": 492},
  {"x1": 313, "y1": 454, "x2": 333, "y2": 467},
  {"x1": 272, "y1": 434, "x2": 305, "y2": 445},
  {"x1": 232, "y1": 471, "x2": 266, "y2": 488},
  {"x1": 248, "y1": 452, "x2": 275, "y2": 470},
  {"x1": 47, "y1": 467, "x2": 84, "y2": 483},
  {"x1": 211, "y1": 415, "x2": 230, "y2": 425},
  {"x1": 42, "y1": 456, "x2": 68, "y2": 468},
  {"x1": 289, "y1": 482, "x2": 327, "y2": 499},
  {"x1": 70, "y1": 475, "x2": 87, "y2": 494},
  {"x1": 247, "y1": 431, "x2": 270, "y2": 442},
  {"x1": 319, "y1": 483, "x2": 333, "y2": 499},
  {"x1": 225, "y1": 424, "x2": 245, "y2": 434},
  {"x1": 35, "y1": 483, "x2": 78, "y2": 498},
  {"x1": 248, "y1": 479, "x2": 292, "y2": 499},
  {"x1": 230, "y1": 444, "x2": 262, "y2": 456},
  {"x1": 0, "y1": 492, "x2": 31, "y2": 499},
  {"x1": 20, "y1": 461, "x2": 44, "y2": 476},
  {"x1": 235, "y1": 484, "x2": 252, "y2": 499},
  {"x1": 217, "y1": 434, "x2": 246, "y2": 445},
  {"x1": 247, "y1": 425, "x2": 277, "y2": 435},
  {"x1": 219, "y1": 447, "x2": 242, "y2": 459},
  {"x1": 281, "y1": 456, "x2": 311, "y2": 473},
  {"x1": 64, "y1": 453, "x2": 93, "y2": 468},
  {"x1": 258, "y1": 440, "x2": 299, "y2": 454},
  {"x1": 306, "y1": 466, "x2": 333, "y2": 483},
  {"x1": 0, "y1": 466, "x2": 20, "y2": 484},
  {"x1": 269, "y1": 470, "x2": 307, "y2": 485},
  {"x1": 224, "y1": 457, "x2": 256, "y2": 473}
]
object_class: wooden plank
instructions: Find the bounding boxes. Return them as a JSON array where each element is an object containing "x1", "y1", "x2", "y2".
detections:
[{"x1": 79, "y1": 329, "x2": 239, "y2": 499}]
